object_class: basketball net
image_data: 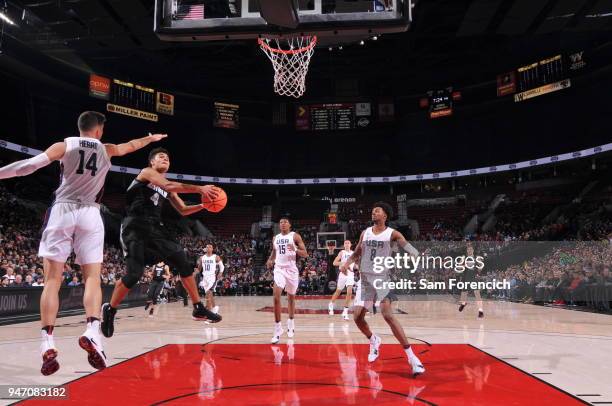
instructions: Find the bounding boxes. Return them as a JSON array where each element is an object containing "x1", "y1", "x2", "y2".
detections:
[{"x1": 258, "y1": 36, "x2": 317, "y2": 98}]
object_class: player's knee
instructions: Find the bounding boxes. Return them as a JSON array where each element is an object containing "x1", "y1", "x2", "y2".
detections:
[{"x1": 121, "y1": 272, "x2": 141, "y2": 289}]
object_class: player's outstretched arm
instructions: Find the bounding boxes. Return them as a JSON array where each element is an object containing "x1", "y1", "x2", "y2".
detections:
[
  {"x1": 168, "y1": 192, "x2": 206, "y2": 217},
  {"x1": 0, "y1": 142, "x2": 65, "y2": 180},
  {"x1": 138, "y1": 167, "x2": 220, "y2": 200},
  {"x1": 292, "y1": 233, "x2": 309, "y2": 258},
  {"x1": 391, "y1": 230, "x2": 419, "y2": 258},
  {"x1": 105, "y1": 133, "x2": 167, "y2": 158}
]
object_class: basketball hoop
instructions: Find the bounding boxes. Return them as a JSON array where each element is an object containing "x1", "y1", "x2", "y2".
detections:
[{"x1": 258, "y1": 36, "x2": 317, "y2": 98}]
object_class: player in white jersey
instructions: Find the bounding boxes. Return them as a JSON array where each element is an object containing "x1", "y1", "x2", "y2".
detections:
[
  {"x1": 197, "y1": 244, "x2": 224, "y2": 314},
  {"x1": 266, "y1": 216, "x2": 308, "y2": 344},
  {"x1": 0, "y1": 111, "x2": 167, "y2": 375},
  {"x1": 341, "y1": 202, "x2": 425, "y2": 377},
  {"x1": 328, "y1": 240, "x2": 356, "y2": 320}
]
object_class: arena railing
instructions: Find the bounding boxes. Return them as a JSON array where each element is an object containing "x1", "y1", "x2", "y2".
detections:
[{"x1": 1, "y1": 139, "x2": 610, "y2": 186}]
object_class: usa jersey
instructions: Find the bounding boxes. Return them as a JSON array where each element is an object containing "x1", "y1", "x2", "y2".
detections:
[
  {"x1": 54, "y1": 137, "x2": 111, "y2": 205},
  {"x1": 340, "y1": 250, "x2": 355, "y2": 271},
  {"x1": 274, "y1": 232, "x2": 296, "y2": 267},
  {"x1": 360, "y1": 226, "x2": 394, "y2": 276},
  {"x1": 201, "y1": 254, "x2": 217, "y2": 274}
]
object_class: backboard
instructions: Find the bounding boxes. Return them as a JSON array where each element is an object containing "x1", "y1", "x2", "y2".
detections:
[{"x1": 154, "y1": 0, "x2": 414, "y2": 43}]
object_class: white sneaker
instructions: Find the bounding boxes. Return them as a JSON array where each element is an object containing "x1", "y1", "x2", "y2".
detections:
[
  {"x1": 328, "y1": 302, "x2": 334, "y2": 315},
  {"x1": 368, "y1": 334, "x2": 381, "y2": 362},
  {"x1": 287, "y1": 319, "x2": 295, "y2": 338},
  {"x1": 406, "y1": 347, "x2": 425, "y2": 377},
  {"x1": 212, "y1": 306, "x2": 219, "y2": 314},
  {"x1": 40, "y1": 331, "x2": 59, "y2": 376},
  {"x1": 78, "y1": 329, "x2": 107, "y2": 370},
  {"x1": 271, "y1": 324, "x2": 283, "y2": 344},
  {"x1": 342, "y1": 308, "x2": 350, "y2": 321}
]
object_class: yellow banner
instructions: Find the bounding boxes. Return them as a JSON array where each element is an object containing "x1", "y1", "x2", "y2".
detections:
[
  {"x1": 107, "y1": 104, "x2": 159, "y2": 122},
  {"x1": 514, "y1": 79, "x2": 571, "y2": 103}
]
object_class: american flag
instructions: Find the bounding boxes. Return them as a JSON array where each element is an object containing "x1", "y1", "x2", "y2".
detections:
[{"x1": 175, "y1": 2, "x2": 205, "y2": 20}]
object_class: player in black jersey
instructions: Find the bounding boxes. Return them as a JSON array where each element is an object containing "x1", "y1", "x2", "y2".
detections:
[
  {"x1": 101, "y1": 148, "x2": 222, "y2": 337},
  {"x1": 144, "y1": 261, "x2": 170, "y2": 317}
]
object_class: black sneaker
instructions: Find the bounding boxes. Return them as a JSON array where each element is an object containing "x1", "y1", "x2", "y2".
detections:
[
  {"x1": 101, "y1": 303, "x2": 117, "y2": 338},
  {"x1": 192, "y1": 303, "x2": 222, "y2": 323},
  {"x1": 478, "y1": 310, "x2": 484, "y2": 318},
  {"x1": 458, "y1": 303, "x2": 466, "y2": 312}
]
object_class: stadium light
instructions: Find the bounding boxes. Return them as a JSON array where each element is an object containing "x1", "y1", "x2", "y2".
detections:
[{"x1": 0, "y1": 11, "x2": 15, "y2": 25}]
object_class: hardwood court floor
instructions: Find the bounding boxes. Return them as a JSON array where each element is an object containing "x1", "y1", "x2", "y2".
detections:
[{"x1": 1, "y1": 296, "x2": 611, "y2": 405}]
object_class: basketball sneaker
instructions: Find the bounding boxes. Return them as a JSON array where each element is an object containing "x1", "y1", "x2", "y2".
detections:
[
  {"x1": 78, "y1": 330, "x2": 107, "y2": 370},
  {"x1": 212, "y1": 306, "x2": 219, "y2": 314},
  {"x1": 100, "y1": 303, "x2": 116, "y2": 338},
  {"x1": 271, "y1": 323, "x2": 283, "y2": 344},
  {"x1": 287, "y1": 318, "x2": 295, "y2": 338},
  {"x1": 148, "y1": 307, "x2": 154, "y2": 318},
  {"x1": 328, "y1": 302, "x2": 334, "y2": 315},
  {"x1": 458, "y1": 302, "x2": 467, "y2": 312},
  {"x1": 193, "y1": 302, "x2": 222, "y2": 323},
  {"x1": 342, "y1": 307, "x2": 350, "y2": 321},
  {"x1": 368, "y1": 334, "x2": 381, "y2": 362},
  {"x1": 478, "y1": 309, "x2": 484, "y2": 318},
  {"x1": 40, "y1": 330, "x2": 59, "y2": 376},
  {"x1": 405, "y1": 346, "x2": 425, "y2": 378}
]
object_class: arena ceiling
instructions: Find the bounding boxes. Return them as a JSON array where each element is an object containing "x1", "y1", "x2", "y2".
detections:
[{"x1": 2, "y1": 0, "x2": 612, "y2": 97}]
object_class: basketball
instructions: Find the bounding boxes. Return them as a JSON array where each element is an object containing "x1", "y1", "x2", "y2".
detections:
[{"x1": 202, "y1": 187, "x2": 227, "y2": 213}]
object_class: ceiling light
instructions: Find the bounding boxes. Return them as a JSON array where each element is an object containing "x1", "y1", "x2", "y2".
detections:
[{"x1": 0, "y1": 11, "x2": 15, "y2": 25}]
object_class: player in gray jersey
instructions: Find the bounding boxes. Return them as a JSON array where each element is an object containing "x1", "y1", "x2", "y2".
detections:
[
  {"x1": 341, "y1": 202, "x2": 425, "y2": 377},
  {"x1": 0, "y1": 111, "x2": 166, "y2": 376}
]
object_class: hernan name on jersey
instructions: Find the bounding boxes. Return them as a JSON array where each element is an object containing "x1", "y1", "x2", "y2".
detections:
[
  {"x1": 364, "y1": 240, "x2": 385, "y2": 248},
  {"x1": 147, "y1": 183, "x2": 168, "y2": 199}
]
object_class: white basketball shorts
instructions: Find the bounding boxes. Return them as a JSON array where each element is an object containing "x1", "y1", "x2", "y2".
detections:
[
  {"x1": 337, "y1": 271, "x2": 355, "y2": 290},
  {"x1": 273, "y1": 265, "x2": 299, "y2": 295},
  {"x1": 200, "y1": 273, "x2": 217, "y2": 292},
  {"x1": 38, "y1": 202, "x2": 104, "y2": 265}
]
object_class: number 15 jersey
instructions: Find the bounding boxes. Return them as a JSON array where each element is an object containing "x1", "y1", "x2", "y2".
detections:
[{"x1": 53, "y1": 137, "x2": 111, "y2": 205}]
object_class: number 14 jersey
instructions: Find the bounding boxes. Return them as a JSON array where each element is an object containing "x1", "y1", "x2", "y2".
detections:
[{"x1": 53, "y1": 137, "x2": 111, "y2": 205}]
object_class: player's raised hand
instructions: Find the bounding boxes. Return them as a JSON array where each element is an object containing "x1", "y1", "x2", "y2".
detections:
[
  {"x1": 148, "y1": 133, "x2": 168, "y2": 142},
  {"x1": 200, "y1": 185, "x2": 220, "y2": 200}
]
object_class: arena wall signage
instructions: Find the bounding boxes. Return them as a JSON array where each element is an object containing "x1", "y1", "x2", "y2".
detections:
[{"x1": 0, "y1": 139, "x2": 610, "y2": 186}]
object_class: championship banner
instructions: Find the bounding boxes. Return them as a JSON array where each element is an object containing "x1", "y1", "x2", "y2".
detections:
[
  {"x1": 514, "y1": 79, "x2": 571, "y2": 103},
  {"x1": 214, "y1": 102, "x2": 239, "y2": 129},
  {"x1": 106, "y1": 103, "x2": 159, "y2": 122},
  {"x1": 156, "y1": 92, "x2": 175, "y2": 116},
  {"x1": 497, "y1": 72, "x2": 517, "y2": 97},
  {"x1": 89, "y1": 74, "x2": 111, "y2": 100}
]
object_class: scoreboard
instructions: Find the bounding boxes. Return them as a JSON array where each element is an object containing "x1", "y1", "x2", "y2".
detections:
[
  {"x1": 89, "y1": 74, "x2": 174, "y2": 122},
  {"x1": 296, "y1": 103, "x2": 372, "y2": 131}
]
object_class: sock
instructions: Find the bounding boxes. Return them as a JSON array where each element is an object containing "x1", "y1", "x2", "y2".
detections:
[
  {"x1": 275, "y1": 321, "x2": 282, "y2": 329},
  {"x1": 369, "y1": 333, "x2": 377, "y2": 343},
  {"x1": 405, "y1": 346, "x2": 419, "y2": 363},
  {"x1": 87, "y1": 317, "x2": 100, "y2": 331},
  {"x1": 42, "y1": 325, "x2": 54, "y2": 335}
]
